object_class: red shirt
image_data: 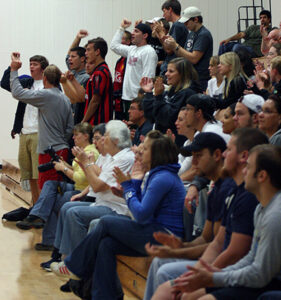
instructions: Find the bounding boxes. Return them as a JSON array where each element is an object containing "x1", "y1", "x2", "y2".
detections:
[{"x1": 84, "y1": 62, "x2": 113, "y2": 125}]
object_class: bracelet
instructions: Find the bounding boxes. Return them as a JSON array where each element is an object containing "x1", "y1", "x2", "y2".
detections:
[
  {"x1": 63, "y1": 167, "x2": 69, "y2": 173},
  {"x1": 175, "y1": 44, "x2": 180, "y2": 52},
  {"x1": 85, "y1": 162, "x2": 95, "y2": 169}
]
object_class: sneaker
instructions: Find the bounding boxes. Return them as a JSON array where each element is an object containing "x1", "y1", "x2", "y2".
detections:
[
  {"x1": 60, "y1": 280, "x2": 71, "y2": 293},
  {"x1": 40, "y1": 257, "x2": 61, "y2": 271},
  {"x1": 35, "y1": 243, "x2": 54, "y2": 251},
  {"x1": 50, "y1": 262, "x2": 80, "y2": 280},
  {"x1": 16, "y1": 215, "x2": 45, "y2": 230}
]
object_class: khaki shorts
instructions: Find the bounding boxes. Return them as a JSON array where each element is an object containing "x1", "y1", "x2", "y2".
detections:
[{"x1": 18, "y1": 133, "x2": 39, "y2": 180}]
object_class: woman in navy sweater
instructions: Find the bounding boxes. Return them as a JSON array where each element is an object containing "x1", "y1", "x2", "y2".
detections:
[{"x1": 51, "y1": 130, "x2": 185, "y2": 300}]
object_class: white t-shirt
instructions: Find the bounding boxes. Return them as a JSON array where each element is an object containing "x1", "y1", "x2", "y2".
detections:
[
  {"x1": 207, "y1": 77, "x2": 225, "y2": 98},
  {"x1": 90, "y1": 148, "x2": 135, "y2": 216},
  {"x1": 110, "y1": 29, "x2": 158, "y2": 101},
  {"x1": 87, "y1": 154, "x2": 110, "y2": 198},
  {"x1": 201, "y1": 121, "x2": 230, "y2": 143},
  {"x1": 178, "y1": 139, "x2": 192, "y2": 176},
  {"x1": 21, "y1": 80, "x2": 43, "y2": 134}
]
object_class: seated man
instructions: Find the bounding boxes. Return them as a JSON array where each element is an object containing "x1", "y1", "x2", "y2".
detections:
[
  {"x1": 151, "y1": 128, "x2": 268, "y2": 300},
  {"x1": 144, "y1": 132, "x2": 235, "y2": 300},
  {"x1": 127, "y1": 97, "x2": 153, "y2": 146},
  {"x1": 219, "y1": 10, "x2": 273, "y2": 57},
  {"x1": 178, "y1": 144, "x2": 281, "y2": 300}
]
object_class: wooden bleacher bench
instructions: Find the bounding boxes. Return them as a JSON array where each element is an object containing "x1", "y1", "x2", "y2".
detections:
[
  {"x1": 1, "y1": 159, "x2": 151, "y2": 299},
  {"x1": 0, "y1": 159, "x2": 32, "y2": 205},
  {"x1": 117, "y1": 256, "x2": 152, "y2": 299}
]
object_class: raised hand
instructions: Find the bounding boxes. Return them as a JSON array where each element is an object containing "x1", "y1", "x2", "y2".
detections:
[
  {"x1": 140, "y1": 77, "x2": 154, "y2": 93},
  {"x1": 77, "y1": 29, "x2": 89, "y2": 39},
  {"x1": 154, "y1": 76, "x2": 164, "y2": 96},
  {"x1": 72, "y1": 146, "x2": 88, "y2": 164},
  {"x1": 10, "y1": 52, "x2": 22, "y2": 71},
  {"x1": 121, "y1": 18, "x2": 132, "y2": 29},
  {"x1": 113, "y1": 166, "x2": 131, "y2": 184},
  {"x1": 164, "y1": 36, "x2": 177, "y2": 51}
]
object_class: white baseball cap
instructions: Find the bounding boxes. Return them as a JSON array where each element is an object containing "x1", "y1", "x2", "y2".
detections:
[
  {"x1": 240, "y1": 94, "x2": 264, "y2": 113},
  {"x1": 146, "y1": 17, "x2": 162, "y2": 24},
  {"x1": 178, "y1": 6, "x2": 202, "y2": 23}
]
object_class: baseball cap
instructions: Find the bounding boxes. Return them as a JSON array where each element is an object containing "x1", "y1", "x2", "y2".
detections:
[
  {"x1": 180, "y1": 132, "x2": 227, "y2": 157},
  {"x1": 135, "y1": 23, "x2": 152, "y2": 40},
  {"x1": 178, "y1": 6, "x2": 202, "y2": 23},
  {"x1": 186, "y1": 94, "x2": 216, "y2": 120},
  {"x1": 239, "y1": 94, "x2": 264, "y2": 113},
  {"x1": 146, "y1": 17, "x2": 162, "y2": 24}
]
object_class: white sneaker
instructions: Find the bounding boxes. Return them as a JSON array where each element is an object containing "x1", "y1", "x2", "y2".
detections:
[{"x1": 50, "y1": 261, "x2": 80, "y2": 280}]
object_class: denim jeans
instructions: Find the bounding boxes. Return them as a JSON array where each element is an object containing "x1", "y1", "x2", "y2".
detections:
[
  {"x1": 258, "y1": 291, "x2": 281, "y2": 300},
  {"x1": 53, "y1": 201, "x2": 118, "y2": 255},
  {"x1": 218, "y1": 42, "x2": 256, "y2": 57},
  {"x1": 143, "y1": 258, "x2": 197, "y2": 300},
  {"x1": 30, "y1": 180, "x2": 79, "y2": 245},
  {"x1": 64, "y1": 215, "x2": 168, "y2": 300}
]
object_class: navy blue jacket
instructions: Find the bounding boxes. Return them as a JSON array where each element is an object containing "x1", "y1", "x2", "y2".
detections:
[{"x1": 1, "y1": 66, "x2": 34, "y2": 134}]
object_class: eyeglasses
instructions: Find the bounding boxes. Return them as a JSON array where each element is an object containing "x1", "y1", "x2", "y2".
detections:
[{"x1": 93, "y1": 135, "x2": 102, "y2": 141}]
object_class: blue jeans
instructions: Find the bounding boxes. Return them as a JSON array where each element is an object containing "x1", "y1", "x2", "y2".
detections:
[
  {"x1": 258, "y1": 291, "x2": 281, "y2": 299},
  {"x1": 53, "y1": 201, "x2": 118, "y2": 255},
  {"x1": 30, "y1": 180, "x2": 79, "y2": 245},
  {"x1": 64, "y1": 215, "x2": 168, "y2": 300},
  {"x1": 218, "y1": 42, "x2": 256, "y2": 57},
  {"x1": 144, "y1": 258, "x2": 197, "y2": 300}
]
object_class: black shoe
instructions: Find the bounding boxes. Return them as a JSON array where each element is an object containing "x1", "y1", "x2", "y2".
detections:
[
  {"x1": 69, "y1": 279, "x2": 91, "y2": 300},
  {"x1": 60, "y1": 280, "x2": 71, "y2": 293},
  {"x1": 40, "y1": 257, "x2": 61, "y2": 271},
  {"x1": 16, "y1": 215, "x2": 45, "y2": 230},
  {"x1": 35, "y1": 243, "x2": 54, "y2": 251}
]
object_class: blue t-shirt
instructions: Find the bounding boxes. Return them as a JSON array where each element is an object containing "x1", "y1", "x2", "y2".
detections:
[
  {"x1": 184, "y1": 25, "x2": 213, "y2": 81},
  {"x1": 207, "y1": 178, "x2": 236, "y2": 223},
  {"x1": 222, "y1": 182, "x2": 258, "y2": 250}
]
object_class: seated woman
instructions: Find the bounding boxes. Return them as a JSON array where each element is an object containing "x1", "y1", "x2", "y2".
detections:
[
  {"x1": 16, "y1": 122, "x2": 98, "y2": 250},
  {"x1": 41, "y1": 120, "x2": 134, "y2": 268},
  {"x1": 141, "y1": 57, "x2": 201, "y2": 146},
  {"x1": 206, "y1": 55, "x2": 225, "y2": 98},
  {"x1": 51, "y1": 131, "x2": 186, "y2": 300},
  {"x1": 213, "y1": 52, "x2": 248, "y2": 110}
]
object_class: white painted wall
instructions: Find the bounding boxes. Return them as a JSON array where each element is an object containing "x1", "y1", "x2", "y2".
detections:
[{"x1": 0, "y1": 0, "x2": 280, "y2": 159}]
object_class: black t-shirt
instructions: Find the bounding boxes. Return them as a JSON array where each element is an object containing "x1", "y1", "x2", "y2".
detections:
[
  {"x1": 184, "y1": 25, "x2": 213, "y2": 81},
  {"x1": 207, "y1": 178, "x2": 235, "y2": 223},
  {"x1": 222, "y1": 182, "x2": 258, "y2": 250}
]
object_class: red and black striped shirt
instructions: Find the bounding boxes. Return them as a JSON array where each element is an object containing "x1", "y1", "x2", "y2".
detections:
[{"x1": 84, "y1": 62, "x2": 113, "y2": 125}]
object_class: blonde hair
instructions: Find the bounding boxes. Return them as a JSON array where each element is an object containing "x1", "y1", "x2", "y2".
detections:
[
  {"x1": 271, "y1": 56, "x2": 281, "y2": 74},
  {"x1": 219, "y1": 52, "x2": 248, "y2": 97}
]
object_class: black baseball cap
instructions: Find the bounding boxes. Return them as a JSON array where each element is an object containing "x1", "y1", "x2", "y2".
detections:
[
  {"x1": 180, "y1": 132, "x2": 227, "y2": 157},
  {"x1": 135, "y1": 23, "x2": 152, "y2": 40},
  {"x1": 186, "y1": 94, "x2": 216, "y2": 121}
]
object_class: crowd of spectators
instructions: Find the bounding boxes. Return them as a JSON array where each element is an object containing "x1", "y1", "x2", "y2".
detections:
[{"x1": 1, "y1": 0, "x2": 281, "y2": 299}]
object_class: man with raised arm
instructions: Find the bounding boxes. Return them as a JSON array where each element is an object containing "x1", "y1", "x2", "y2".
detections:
[
  {"x1": 9, "y1": 53, "x2": 73, "y2": 190},
  {"x1": 110, "y1": 18, "x2": 158, "y2": 119}
]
